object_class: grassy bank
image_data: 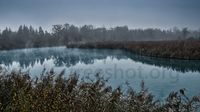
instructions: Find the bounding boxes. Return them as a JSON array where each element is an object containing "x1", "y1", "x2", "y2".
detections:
[
  {"x1": 67, "y1": 40, "x2": 200, "y2": 60},
  {"x1": 0, "y1": 69, "x2": 199, "y2": 112}
]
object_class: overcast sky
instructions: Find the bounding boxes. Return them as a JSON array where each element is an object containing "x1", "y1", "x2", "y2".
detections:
[{"x1": 0, "y1": 0, "x2": 200, "y2": 31}]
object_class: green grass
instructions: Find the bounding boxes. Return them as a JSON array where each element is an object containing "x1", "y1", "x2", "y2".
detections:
[{"x1": 0, "y1": 68, "x2": 199, "y2": 112}]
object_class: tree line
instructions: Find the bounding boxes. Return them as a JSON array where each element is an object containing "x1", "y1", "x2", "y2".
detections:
[{"x1": 0, "y1": 23, "x2": 200, "y2": 50}]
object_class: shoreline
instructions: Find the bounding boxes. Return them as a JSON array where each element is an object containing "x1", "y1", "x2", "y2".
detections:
[
  {"x1": 66, "y1": 40, "x2": 200, "y2": 60},
  {"x1": 1, "y1": 40, "x2": 200, "y2": 60}
]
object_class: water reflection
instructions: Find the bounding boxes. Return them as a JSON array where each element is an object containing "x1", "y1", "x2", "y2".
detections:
[
  {"x1": 0, "y1": 47, "x2": 200, "y2": 99},
  {"x1": 0, "y1": 47, "x2": 126, "y2": 68},
  {"x1": 0, "y1": 47, "x2": 200, "y2": 73},
  {"x1": 126, "y1": 52, "x2": 200, "y2": 73}
]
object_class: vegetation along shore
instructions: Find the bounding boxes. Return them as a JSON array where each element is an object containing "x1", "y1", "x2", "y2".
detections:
[{"x1": 67, "y1": 40, "x2": 200, "y2": 60}]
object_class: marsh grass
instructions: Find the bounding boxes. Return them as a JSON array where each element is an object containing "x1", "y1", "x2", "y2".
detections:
[
  {"x1": 0, "y1": 68, "x2": 199, "y2": 112},
  {"x1": 67, "y1": 40, "x2": 200, "y2": 60}
]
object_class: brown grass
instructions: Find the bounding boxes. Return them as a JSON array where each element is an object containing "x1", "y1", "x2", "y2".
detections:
[
  {"x1": 67, "y1": 40, "x2": 200, "y2": 60},
  {"x1": 0, "y1": 68, "x2": 199, "y2": 112}
]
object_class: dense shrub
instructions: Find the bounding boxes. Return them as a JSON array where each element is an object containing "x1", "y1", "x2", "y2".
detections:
[{"x1": 0, "y1": 68, "x2": 199, "y2": 112}]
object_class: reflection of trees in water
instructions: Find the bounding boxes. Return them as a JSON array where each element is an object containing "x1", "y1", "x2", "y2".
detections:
[
  {"x1": 0, "y1": 48, "x2": 126, "y2": 68},
  {"x1": 0, "y1": 47, "x2": 200, "y2": 73},
  {"x1": 125, "y1": 51, "x2": 200, "y2": 73}
]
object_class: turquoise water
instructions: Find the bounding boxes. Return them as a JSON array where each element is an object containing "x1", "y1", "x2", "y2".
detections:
[{"x1": 0, "y1": 47, "x2": 200, "y2": 99}]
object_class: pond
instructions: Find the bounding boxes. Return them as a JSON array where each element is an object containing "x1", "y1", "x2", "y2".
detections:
[{"x1": 0, "y1": 47, "x2": 200, "y2": 99}]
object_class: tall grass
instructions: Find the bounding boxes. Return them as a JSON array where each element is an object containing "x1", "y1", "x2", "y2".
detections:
[{"x1": 0, "y1": 68, "x2": 199, "y2": 112}]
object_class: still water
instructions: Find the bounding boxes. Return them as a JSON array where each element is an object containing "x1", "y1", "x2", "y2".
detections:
[{"x1": 0, "y1": 47, "x2": 200, "y2": 99}]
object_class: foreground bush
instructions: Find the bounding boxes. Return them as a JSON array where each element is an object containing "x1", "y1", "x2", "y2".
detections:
[{"x1": 0, "y1": 69, "x2": 200, "y2": 112}]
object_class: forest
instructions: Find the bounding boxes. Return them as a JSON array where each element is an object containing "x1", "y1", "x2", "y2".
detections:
[{"x1": 0, "y1": 23, "x2": 200, "y2": 50}]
